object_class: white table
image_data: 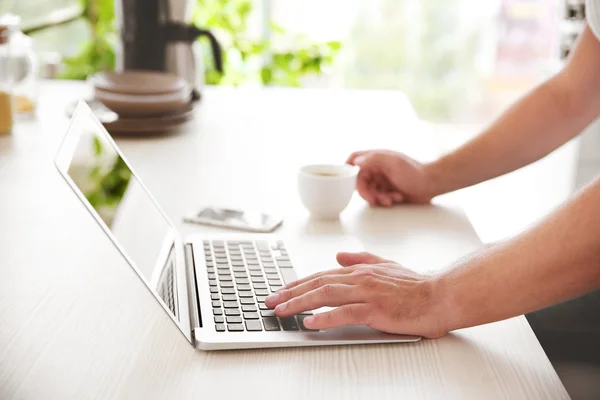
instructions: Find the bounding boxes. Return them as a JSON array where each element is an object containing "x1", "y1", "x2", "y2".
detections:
[{"x1": 0, "y1": 81, "x2": 570, "y2": 399}]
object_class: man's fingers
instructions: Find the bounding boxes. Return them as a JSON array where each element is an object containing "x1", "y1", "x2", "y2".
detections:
[
  {"x1": 336, "y1": 251, "x2": 394, "y2": 267},
  {"x1": 356, "y1": 172, "x2": 378, "y2": 206},
  {"x1": 277, "y1": 267, "x2": 352, "y2": 291},
  {"x1": 390, "y1": 192, "x2": 404, "y2": 203},
  {"x1": 303, "y1": 304, "x2": 372, "y2": 330},
  {"x1": 273, "y1": 284, "x2": 363, "y2": 317},
  {"x1": 267, "y1": 272, "x2": 357, "y2": 307},
  {"x1": 346, "y1": 150, "x2": 369, "y2": 165},
  {"x1": 376, "y1": 192, "x2": 393, "y2": 207}
]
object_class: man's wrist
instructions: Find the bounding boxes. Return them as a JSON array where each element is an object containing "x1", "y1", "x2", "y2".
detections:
[
  {"x1": 423, "y1": 159, "x2": 450, "y2": 199},
  {"x1": 427, "y1": 271, "x2": 463, "y2": 335}
]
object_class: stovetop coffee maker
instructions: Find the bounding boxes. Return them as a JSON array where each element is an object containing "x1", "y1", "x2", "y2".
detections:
[{"x1": 115, "y1": 0, "x2": 223, "y2": 100}]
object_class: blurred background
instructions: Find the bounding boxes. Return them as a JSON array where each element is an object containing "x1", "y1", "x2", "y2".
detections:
[{"x1": 3, "y1": 0, "x2": 571, "y2": 125}]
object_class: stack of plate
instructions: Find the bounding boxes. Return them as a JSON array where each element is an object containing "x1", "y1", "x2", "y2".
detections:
[{"x1": 88, "y1": 71, "x2": 194, "y2": 135}]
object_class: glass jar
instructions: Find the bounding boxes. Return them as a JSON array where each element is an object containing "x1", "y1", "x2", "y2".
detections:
[
  {"x1": 0, "y1": 15, "x2": 17, "y2": 135},
  {"x1": 10, "y1": 28, "x2": 38, "y2": 116}
]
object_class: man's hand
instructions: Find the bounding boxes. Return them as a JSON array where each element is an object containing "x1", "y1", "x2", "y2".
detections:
[
  {"x1": 346, "y1": 150, "x2": 437, "y2": 207},
  {"x1": 265, "y1": 252, "x2": 450, "y2": 338}
]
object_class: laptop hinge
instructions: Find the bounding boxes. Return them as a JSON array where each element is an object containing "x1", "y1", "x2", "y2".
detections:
[{"x1": 184, "y1": 244, "x2": 202, "y2": 336}]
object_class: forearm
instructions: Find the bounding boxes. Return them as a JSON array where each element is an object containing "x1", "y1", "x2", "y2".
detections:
[
  {"x1": 426, "y1": 78, "x2": 588, "y2": 196},
  {"x1": 440, "y1": 178, "x2": 600, "y2": 331},
  {"x1": 425, "y1": 28, "x2": 600, "y2": 198}
]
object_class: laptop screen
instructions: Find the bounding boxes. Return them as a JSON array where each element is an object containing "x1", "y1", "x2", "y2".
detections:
[{"x1": 60, "y1": 104, "x2": 181, "y2": 322}]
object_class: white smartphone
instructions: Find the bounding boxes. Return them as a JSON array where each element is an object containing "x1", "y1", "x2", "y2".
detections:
[{"x1": 183, "y1": 207, "x2": 283, "y2": 233}]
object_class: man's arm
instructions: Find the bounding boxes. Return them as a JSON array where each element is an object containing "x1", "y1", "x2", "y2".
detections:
[
  {"x1": 427, "y1": 27, "x2": 600, "y2": 197},
  {"x1": 265, "y1": 177, "x2": 600, "y2": 337},
  {"x1": 441, "y1": 176, "x2": 600, "y2": 331}
]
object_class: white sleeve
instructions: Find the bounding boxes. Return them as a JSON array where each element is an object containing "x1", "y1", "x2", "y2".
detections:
[{"x1": 588, "y1": 0, "x2": 600, "y2": 40}]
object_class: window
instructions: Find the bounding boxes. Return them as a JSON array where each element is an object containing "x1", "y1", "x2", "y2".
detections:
[
  {"x1": 1, "y1": 0, "x2": 88, "y2": 56},
  {"x1": 271, "y1": 0, "x2": 562, "y2": 123},
  {"x1": 7, "y1": 0, "x2": 562, "y2": 124}
]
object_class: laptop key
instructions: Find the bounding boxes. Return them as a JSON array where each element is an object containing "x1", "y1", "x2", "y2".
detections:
[
  {"x1": 263, "y1": 317, "x2": 281, "y2": 331},
  {"x1": 237, "y1": 284, "x2": 251, "y2": 291},
  {"x1": 211, "y1": 293, "x2": 220, "y2": 300},
  {"x1": 213, "y1": 309, "x2": 223, "y2": 316},
  {"x1": 234, "y1": 272, "x2": 247, "y2": 278},
  {"x1": 258, "y1": 303, "x2": 269, "y2": 310},
  {"x1": 253, "y1": 283, "x2": 267, "y2": 289},
  {"x1": 243, "y1": 312, "x2": 259, "y2": 320},
  {"x1": 218, "y1": 270, "x2": 231, "y2": 275},
  {"x1": 227, "y1": 324, "x2": 244, "y2": 332},
  {"x1": 270, "y1": 285, "x2": 282, "y2": 292},
  {"x1": 279, "y1": 269, "x2": 298, "y2": 285},
  {"x1": 255, "y1": 289, "x2": 269, "y2": 296},
  {"x1": 221, "y1": 287, "x2": 235, "y2": 295},
  {"x1": 223, "y1": 301, "x2": 239, "y2": 308},
  {"x1": 209, "y1": 279, "x2": 218, "y2": 287},
  {"x1": 225, "y1": 309, "x2": 241, "y2": 316},
  {"x1": 281, "y1": 317, "x2": 299, "y2": 331},
  {"x1": 262, "y1": 262, "x2": 276, "y2": 268},
  {"x1": 240, "y1": 298, "x2": 255, "y2": 305},
  {"x1": 297, "y1": 315, "x2": 318, "y2": 331},
  {"x1": 219, "y1": 275, "x2": 233, "y2": 282},
  {"x1": 268, "y1": 279, "x2": 282, "y2": 286},
  {"x1": 236, "y1": 278, "x2": 249, "y2": 285},
  {"x1": 215, "y1": 324, "x2": 226, "y2": 332},
  {"x1": 261, "y1": 310, "x2": 276, "y2": 317},
  {"x1": 232, "y1": 266, "x2": 246, "y2": 272},
  {"x1": 251, "y1": 277, "x2": 265, "y2": 283},
  {"x1": 212, "y1": 301, "x2": 221, "y2": 308},
  {"x1": 250, "y1": 270, "x2": 263, "y2": 277},
  {"x1": 242, "y1": 305, "x2": 257, "y2": 312},
  {"x1": 238, "y1": 291, "x2": 254, "y2": 298},
  {"x1": 232, "y1": 261, "x2": 245, "y2": 267},
  {"x1": 220, "y1": 282, "x2": 234, "y2": 288},
  {"x1": 226, "y1": 316, "x2": 242, "y2": 324},
  {"x1": 210, "y1": 287, "x2": 219, "y2": 293},
  {"x1": 256, "y1": 296, "x2": 268, "y2": 303},
  {"x1": 222, "y1": 294, "x2": 237, "y2": 302},
  {"x1": 245, "y1": 320, "x2": 263, "y2": 332},
  {"x1": 214, "y1": 316, "x2": 225, "y2": 323}
]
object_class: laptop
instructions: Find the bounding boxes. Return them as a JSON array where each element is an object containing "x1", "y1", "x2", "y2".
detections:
[{"x1": 54, "y1": 102, "x2": 421, "y2": 350}]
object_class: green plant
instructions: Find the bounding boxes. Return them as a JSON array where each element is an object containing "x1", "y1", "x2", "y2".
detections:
[
  {"x1": 195, "y1": 0, "x2": 341, "y2": 86},
  {"x1": 59, "y1": 0, "x2": 116, "y2": 80},
  {"x1": 57, "y1": 0, "x2": 340, "y2": 86}
]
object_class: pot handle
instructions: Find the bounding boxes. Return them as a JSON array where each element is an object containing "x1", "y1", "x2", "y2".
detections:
[{"x1": 164, "y1": 23, "x2": 223, "y2": 74}]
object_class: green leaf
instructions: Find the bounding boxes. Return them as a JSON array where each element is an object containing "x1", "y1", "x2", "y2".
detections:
[{"x1": 93, "y1": 136, "x2": 103, "y2": 156}]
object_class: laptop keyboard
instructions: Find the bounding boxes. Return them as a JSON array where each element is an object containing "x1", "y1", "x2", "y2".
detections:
[{"x1": 203, "y1": 240, "x2": 316, "y2": 333}]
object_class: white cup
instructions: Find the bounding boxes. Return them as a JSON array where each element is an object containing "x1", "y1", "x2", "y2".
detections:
[{"x1": 298, "y1": 164, "x2": 358, "y2": 220}]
